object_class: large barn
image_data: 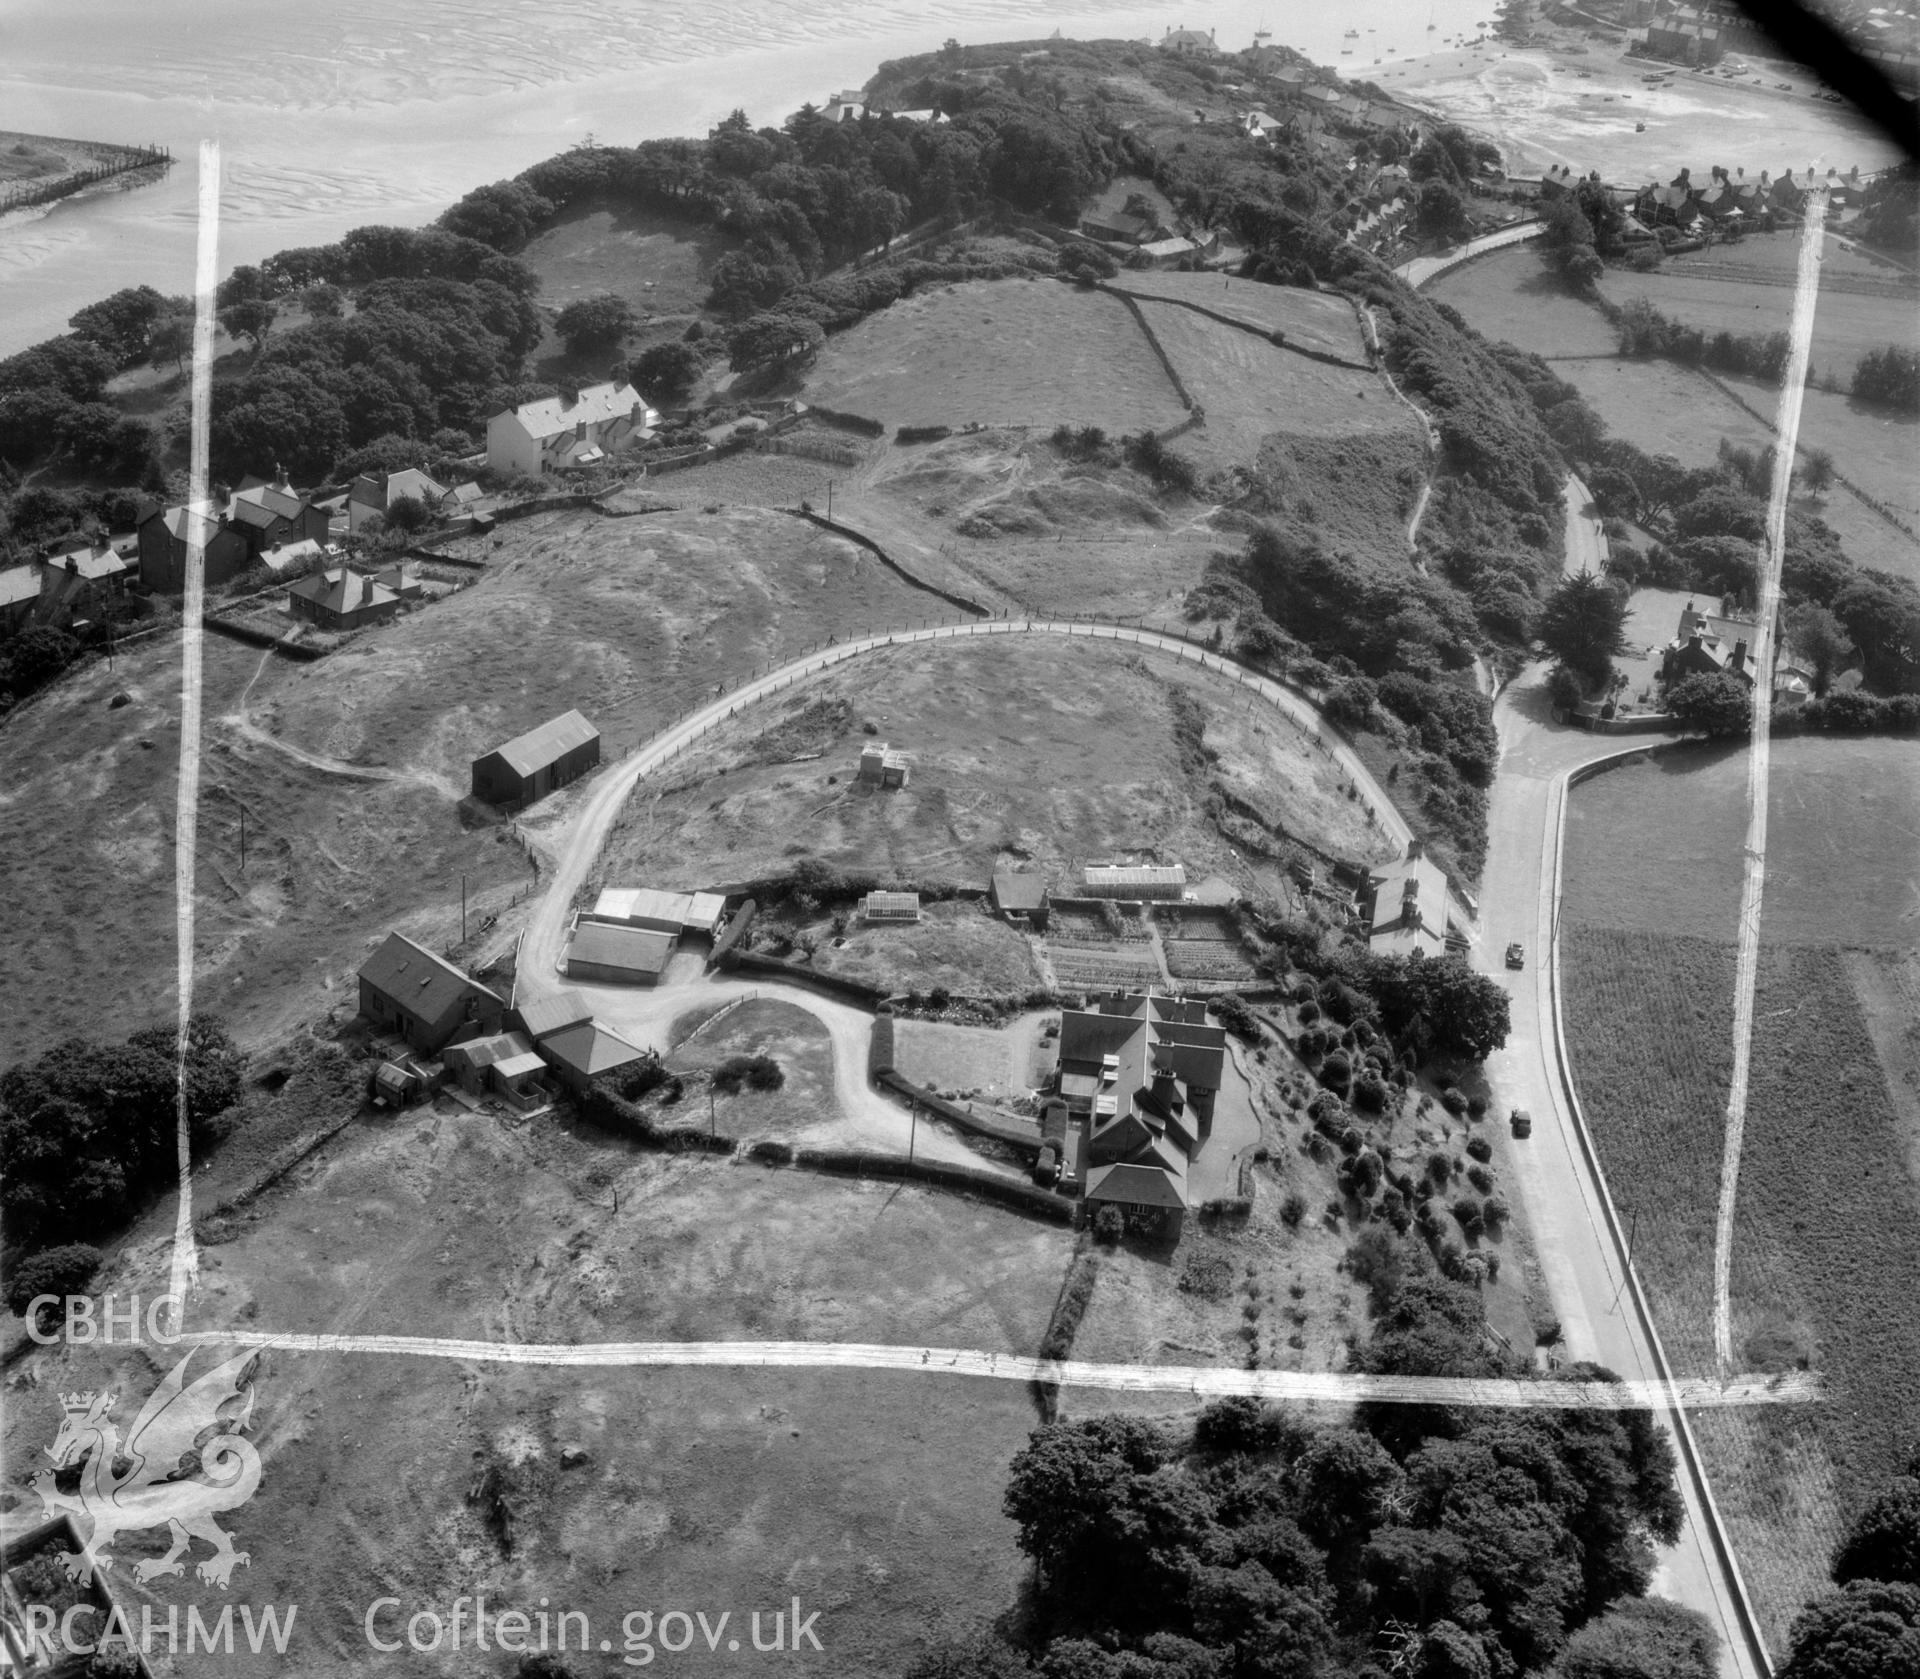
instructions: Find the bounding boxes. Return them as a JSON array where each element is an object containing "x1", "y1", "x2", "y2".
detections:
[{"x1": 471, "y1": 710, "x2": 601, "y2": 808}]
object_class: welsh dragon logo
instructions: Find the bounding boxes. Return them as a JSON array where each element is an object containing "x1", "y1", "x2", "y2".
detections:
[{"x1": 33, "y1": 1348, "x2": 262, "y2": 1588}]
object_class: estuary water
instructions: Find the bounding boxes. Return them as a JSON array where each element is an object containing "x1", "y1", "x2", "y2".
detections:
[{"x1": 0, "y1": 0, "x2": 1518, "y2": 353}]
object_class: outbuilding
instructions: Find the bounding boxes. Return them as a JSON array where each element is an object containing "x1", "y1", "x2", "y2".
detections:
[
  {"x1": 862, "y1": 890, "x2": 921, "y2": 923},
  {"x1": 539, "y1": 1019, "x2": 653, "y2": 1096},
  {"x1": 471, "y1": 709, "x2": 600, "y2": 808},
  {"x1": 1082, "y1": 863, "x2": 1187, "y2": 901},
  {"x1": 565, "y1": 919, "x2": 677, "y2": 986},
  {"x1": 990, "y1": 867, "x2": 1051, "y2": 930}
]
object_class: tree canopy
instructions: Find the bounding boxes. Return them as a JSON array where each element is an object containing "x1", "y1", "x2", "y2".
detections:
[{"x1": 1539, "y1": 569, "x2": 1631, "y2": 683}]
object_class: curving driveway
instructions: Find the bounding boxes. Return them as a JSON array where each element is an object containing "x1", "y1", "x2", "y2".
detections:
[{"x1": 1480, "y1": 667, "x2": 1766, "y2": 1679}]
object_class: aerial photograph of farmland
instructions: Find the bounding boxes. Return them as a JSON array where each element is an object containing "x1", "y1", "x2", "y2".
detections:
[{"x1": 1, "y1": 1, "x2": 1917, "y2": 1677}]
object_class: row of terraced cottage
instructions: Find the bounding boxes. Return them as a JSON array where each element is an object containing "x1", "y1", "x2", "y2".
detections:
[{"x1": 2, "y1": 381, "x2": 665, "y2": 640}]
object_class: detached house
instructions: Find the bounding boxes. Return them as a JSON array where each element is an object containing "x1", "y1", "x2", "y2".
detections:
[
  {"x1": 1055, "y1": 993, "x2": 1228, "y2": 1239},
  {"x1": 1364, "y1": 841, "x2": 1451, "y2": 959},
  {"x1": 285, "y1": 566, "x2": 401, "y2": 633},
  {"x1": 358, "y1": 932, "x2": 505, "y2": 1053},
  {"x1": 347, "y1": 467, "x2": 446, "y2": 535},
  {"x1": 485, "y1": 382, "x2": 659, "y2": 479}
]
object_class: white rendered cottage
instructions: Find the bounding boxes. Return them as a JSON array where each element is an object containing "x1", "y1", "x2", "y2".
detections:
[{"x1": 485, "y1": 381, "x2": 660, "y2": 478}]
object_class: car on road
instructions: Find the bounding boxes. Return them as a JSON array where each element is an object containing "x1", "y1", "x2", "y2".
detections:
[
  {"x1": 1510, "y1": 1107, "x2": 1533, "y2": 1139},
  {"x1": 1505, "y1": 941, "x2": 1525, "y2": 969}
]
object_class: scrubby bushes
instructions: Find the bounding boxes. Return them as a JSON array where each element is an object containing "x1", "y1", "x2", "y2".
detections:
[
  {"x1": 711, "y1": 1054, "x2": 784, "y2": 1095},
  {"x1": 4, "y1": 1242, "x2": 101, "y2": 1320}
]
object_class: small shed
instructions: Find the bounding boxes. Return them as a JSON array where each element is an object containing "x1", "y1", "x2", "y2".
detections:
[
  {"x1": 490, "y1": 1051, "x2": 549, "y2": 1112},
  {"x1": 565, "y1": 920, "x2": 677, "y2": 985},
  {"x1": 863, "y1": 890, "x2": 922, "y2": 923},
  {"x1": 471, "y1": 709, "x2": 601, "y2": 808},
  {"x1": 990, "y1": 867, "x2": 1051, "y2": 930},
  {"x1": 855, "y1": 741, "x2": 911, "y2": 789},
  {"x1": 443, "y1": 1030, "x2": 536, "y2": 1097}
]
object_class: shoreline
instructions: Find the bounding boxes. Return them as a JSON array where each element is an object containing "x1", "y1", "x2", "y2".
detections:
[{"x1": 1361, "y1": 32, "x2": 1902, "y2": 183}]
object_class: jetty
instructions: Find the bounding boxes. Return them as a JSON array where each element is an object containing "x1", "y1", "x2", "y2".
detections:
[{"x1": 0, "y1": 135, "x2": 172, "y2": 215}]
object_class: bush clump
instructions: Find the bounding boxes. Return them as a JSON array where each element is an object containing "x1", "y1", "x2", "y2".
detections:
[
  {"x1": 4, "y1": 1242, "x2": 102, "y2": 1319},
  {"x1": 711, "y1": 1054, "x2": 784, "y2": 1095}
]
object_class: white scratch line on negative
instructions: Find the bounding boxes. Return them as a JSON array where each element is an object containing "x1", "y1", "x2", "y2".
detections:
[
  {"x1": 179, "y1": 1332, "x2": 1823, "y2": 1409},
  {"x1": 1712, "y1": 187, "x2": 1827, "y2": 1376},
  {"x1": 167, "y1": 139, "x2": 222, "y2": 1336}
]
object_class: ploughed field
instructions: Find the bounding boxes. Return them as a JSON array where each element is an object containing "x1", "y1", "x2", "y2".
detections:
[{"x1": 1559, "y1": 737, "x2": 1920, "y2": 1647}]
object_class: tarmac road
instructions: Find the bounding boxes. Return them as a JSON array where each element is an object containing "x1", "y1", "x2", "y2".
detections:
[{"x1": 1481, "y1": 664, "x2": 1768, "y2": 1679}]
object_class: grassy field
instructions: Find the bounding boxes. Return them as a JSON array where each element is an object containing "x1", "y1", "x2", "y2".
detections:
[
  {"x1": 596, "y1": 634, "x2": 1397, "y2": 904},
  {"x1": 1425, "y1": 246, "x2": 1621, "y2": 357},
  {"x1": 892, "y1": 1014, "x2": 1050, "y2": 1102},
  {"x1": 1424, "y1": 245, "x2": 1920, "y2": 585},
  {"x1": 1561, "y1": 736, "x2": 1920, "y2": 948},
  {"x1": 665, "y1": 997, "x2": 840, "y2": 1139},
  {"x1": 849, "y1": 428, "x2": 1223, "y2": 619},
  {"x1": 266, "y1": 505, "x2": 947, "y2": 788},
  {"x1": 0, "y1": 633, "x2": 527, "y2": 1064},
  {"x1": 1107, "y1": 270, "x2": 1369, "y2": 362},
  {"x1": 810, "y1": 898, "x2": 1040, "y2": 1000},
  {"x1": 1133, "y1": 298, "x2": 1422, "y2": 482},
  {"x1": 1595, "y1": 263, "x2": 1919, "y2": 380},
  {"x1": 799, "y1": 277, "x2": 1188, "y2": 433},
  {"x1": 519, "y1": 199, "x2": 723, "y2": 381},
  {"x1": 1562, "y1": 926, "x2": 1920, "y2": 1647},
  {"x1": 2, "y1": 1104, "x2": 1076, "y2": 1675}
]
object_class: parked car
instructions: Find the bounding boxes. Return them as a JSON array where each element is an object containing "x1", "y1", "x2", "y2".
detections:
[
  {"x1": 1510, "y1": 1107, "x2": 1533, "y2": 1138},
  {"x1": 1505, "y1": 941, "x2": 1525, "y2": 970}
]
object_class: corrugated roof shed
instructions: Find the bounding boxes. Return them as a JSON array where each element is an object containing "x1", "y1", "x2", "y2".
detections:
[
  {"x1": 567, "y1": 921, "x2": 676, "y2": 977},
  {"x1": 493, "y1": 1051, "x2": 547, "y2": 1081},
  {"x1": 489, "y1": 710, "x2": 599, "y2": 778},
  {"x1": 516, "y1": 994, "x2": 594, "y2": 1040}
]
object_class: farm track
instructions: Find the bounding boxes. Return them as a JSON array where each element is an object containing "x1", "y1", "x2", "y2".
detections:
[{"x1": 221, "y1": 645, "x2": 462, "y2": 800}]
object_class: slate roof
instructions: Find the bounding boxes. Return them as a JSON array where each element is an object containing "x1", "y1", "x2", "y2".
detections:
[
  {"x1": 359, "y1": 933, "x2": 499, "y2": 1024},
  {"x1": 287, "y1": 567, "x2": 398, "y2": 618},
  {"x1": 503, "y1": 382, "x2": 652, "y2": 442},
  {"x1": 1086, "y1": 1161, "x2": 1188, "y2": 1208},
  {"x1": 484, "y1": 709, "x2": 599, "y2": 778},
  {"x1": 540, "y1": 1019, "x2": 651, "y2": 1077},
  {"x1": 0, "y1": 565, "x2": 39, "y2": 608}
]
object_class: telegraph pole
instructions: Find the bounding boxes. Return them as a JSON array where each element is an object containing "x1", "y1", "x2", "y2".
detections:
[{"x1": 462, "y1": 874, "x2": 468, "y2": 943}]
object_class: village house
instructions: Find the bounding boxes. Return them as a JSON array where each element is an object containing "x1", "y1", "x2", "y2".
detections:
[
  {"x1": 470, "y1": 709, "x2": 601, "y2": 808},
  {"x1": 21, "y1": 539, "x2": 134, "y2": 632},
  {"x1": 136, "y1": 503, "x2": 255, "y2": 593},
  {"x1": 285, "y1": 566, "x2": 402, "y2": 633},
  {"x1": 1055, "y1": 992, "x2": 1228, "y2": 1239},
  {"x1": 347, "y1": 467, "x2": 446, "y2": 536},
  {"x1": 1159, "y1": 25, "x2": 1219, "y2": 57},
  {"x1": 357, "y1": 932, "x2": 506, "y2": 1053},
  {"x1": 1364, "y1": 841, "x2": 1451, "y2": 959},
  {"x1": 1079, "y1": 208, "x2": 1155, "y2": 244},
  {"x1": 1660, "y1": 600, "x2": 1812, "y2": 699},
  {"x1": 228, "y1": 466, "x2": 331, "y2": 550},
  {"x1": 484, "y1": 382, "x2": 659, "y2": 478}
]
